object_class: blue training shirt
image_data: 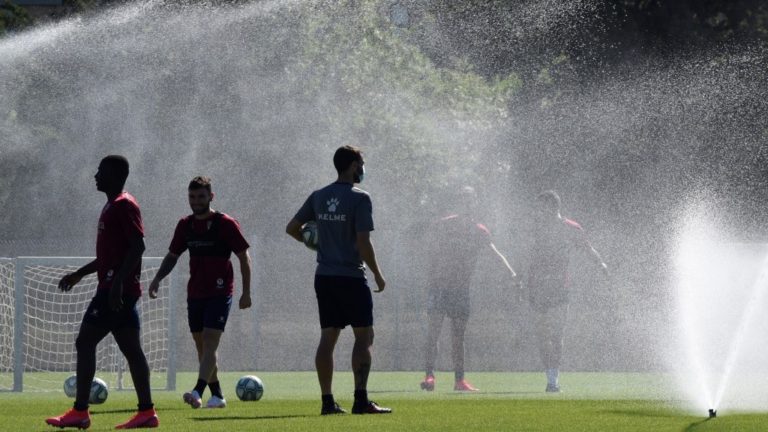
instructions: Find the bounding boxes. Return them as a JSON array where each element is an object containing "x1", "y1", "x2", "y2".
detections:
[{"x1": 294, "y1": 182, "x2": 374, "y2": 279}]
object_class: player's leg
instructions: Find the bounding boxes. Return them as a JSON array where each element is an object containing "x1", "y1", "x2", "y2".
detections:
[
  {"x1": 535, "y1": 305, "x2": 562, "y2": 392},
  {"x1": 46, "y1": 295, "x2": 110, "y2": 429},
  {"x1": 348, "y1": 278, "x2": 389, "y2": 414},
  {"x1": 188, "y1": 295, "x2": 231, "y2": 408},
  {"x1": 449, "y1": 288, "x2": 477, "y2": 391},
  {"x1": 314, "y1": 275, "x2": 346, "y2": 414},
  {"x1": 190, "y1": 332, "x2": 222, "y2": 406},
  {"x1": 317, "y1": 326, "x2": 342, "y2": 413},
  {"x1": 183, "y1": 299, "x2": 206, "y2": 408},
  {"x1": 112, "y1": 324, "x2": 159, "y2": 429},
  {"x1": 450, "y1": 315, "x2": 477, "y2": 391},
  {"x1": 422, "y1": 311, "x2": 443, "y2": 390},
  {"x1": 546, "y1": 303, "x2": 568, "y2": 392}
]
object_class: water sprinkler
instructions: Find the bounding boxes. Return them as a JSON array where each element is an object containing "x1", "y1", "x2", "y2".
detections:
[{"x1": 708, "y1": 409, "x2": 716, "y2": 418}]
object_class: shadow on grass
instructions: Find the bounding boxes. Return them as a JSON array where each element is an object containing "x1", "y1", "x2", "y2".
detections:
[
  {"x1": 92, "y1": 407, "x2": 186, "y2": 414},
  {"x1": 480, "y1": 391, "x2": 543, "y2": 395},
  {"x1": 682, "y1": 418, "x2": 712, "y2": 431},
  {"x1": 369, "y1": 390, "x2": 413, "y2": 394},
  {"x1": 192, "y1": 414, "x2": 314, "y2": 421},
  {"x1": 599, "y1": 409, "x2": 681, "y2": 419}
]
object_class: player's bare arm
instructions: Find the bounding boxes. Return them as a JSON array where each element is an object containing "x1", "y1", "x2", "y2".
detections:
[
  {"x1": 489, "y1": 242, "x2": 518, "y2": 278},
  {"x1": 356, "y1": 230, "x2": 385, "y2": 293},
  {"x1": 110, "y1": 234, "x2": 146, "y2": 311},
  {"x1": 58, "y1": 260, "x2": 98, "y2": 292},
  {"x1": 148, "y1": 252, "x2": 180, "y2": 299},
  {"x1": 236, "y1": 250, "x2": 252, "y2": 309},
  {"x1": 285, "y1": 218, "x2": 304, "y2": 242}
]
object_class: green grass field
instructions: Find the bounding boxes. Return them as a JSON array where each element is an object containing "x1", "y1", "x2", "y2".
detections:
[{"x1": 1, "y1": 372, "x2": 766, "y2": 431}]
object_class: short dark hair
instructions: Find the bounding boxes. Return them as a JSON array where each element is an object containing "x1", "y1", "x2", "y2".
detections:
[
  {"x1": 536, "y1": 190, "x2": 561, "y2": 211},
  {"x1": 188, "y1": 176, "x2": 212, "y2": 193},
  {"x1": 101, "y1": 155, "x2": 129, "y2": 185},
  {"x1": 333, "y1": 145, "x2": 363, "y2": 174}
]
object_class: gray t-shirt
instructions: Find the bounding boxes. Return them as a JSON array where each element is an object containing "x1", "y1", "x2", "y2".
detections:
[{"x1": 294, "y1": 182, "x2": 374, "y2": 278}]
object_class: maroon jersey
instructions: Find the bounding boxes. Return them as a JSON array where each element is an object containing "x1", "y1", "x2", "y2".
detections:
[
  {"x1": 427, "y1": 214, "x2": 491, "y2": 288},
  {"x1": 96, "y1": 191, "x2": 144, "y2": 297},
  {"x1": 527, "y1": 217, "x2": 587, "y2": 307},
  {"x1": 169, "y1": 212, "x2": 249, "y2": 299}
]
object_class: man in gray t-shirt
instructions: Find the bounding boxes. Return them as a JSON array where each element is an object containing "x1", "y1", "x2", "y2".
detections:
[{"x1": 286, "y1": 145, "x2": 390, "y2": 416}]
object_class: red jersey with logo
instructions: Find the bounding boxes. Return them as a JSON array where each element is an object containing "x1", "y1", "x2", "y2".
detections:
[
  {"x1": 169, "y1": 212, "x2": 249, "y2": 299},
  {"x1": 96, "y1": 192, "x2": 144, "y2": 297},
  {"x1": 427, "y1": 214, "x2": 491, "y2": 288}
]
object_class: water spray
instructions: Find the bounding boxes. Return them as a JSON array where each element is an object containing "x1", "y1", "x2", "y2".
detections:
[{"x1": 708, "y1": 409, "x2": 716, "y2": 418}]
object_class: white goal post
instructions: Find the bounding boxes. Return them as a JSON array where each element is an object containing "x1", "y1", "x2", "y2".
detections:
[{"x1": 0, "y1": 257, "x2": 176, "y2": 392}]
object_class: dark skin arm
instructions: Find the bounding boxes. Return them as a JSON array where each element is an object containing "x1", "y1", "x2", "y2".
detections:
[
  {"x1": 58, "y1": 260, "x2": 98, "y2": 291},
  {"x1": 109, "y1": 235, "x2": 146, "y2": 311}
]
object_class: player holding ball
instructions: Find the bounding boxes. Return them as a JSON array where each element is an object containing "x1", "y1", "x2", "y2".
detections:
[{"x1": 286, "y1": 145, "x2": 391, "y2": 415}]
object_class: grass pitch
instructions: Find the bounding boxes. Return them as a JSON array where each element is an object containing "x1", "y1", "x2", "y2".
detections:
[{"x1": 1, "y1": 372, "x2": 765, "y2": 431}]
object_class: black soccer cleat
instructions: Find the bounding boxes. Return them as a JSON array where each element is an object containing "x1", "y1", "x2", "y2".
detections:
[
  {"x1": 352, "y1": 400, "x2": 392, "y2": 414},
  {"x1": 321, "y1": 402, "x2": 347, "y2": 415},
  {"x1": 545, "y1": 383, "x2": 561, "y2": 393}
]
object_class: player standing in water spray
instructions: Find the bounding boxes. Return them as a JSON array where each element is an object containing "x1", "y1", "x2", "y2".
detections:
[
  {"x1": 286, "y1": 145, "x2": 391, "y2": 415},
  {"x1": 527, "y1": 190, "x2": 607, "y2": 392},
  {"x1": 420, "y1": 186, "x2": 520, "y2": 392}
]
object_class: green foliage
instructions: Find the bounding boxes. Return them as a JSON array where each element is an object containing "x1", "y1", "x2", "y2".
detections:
[
  {"x1": 295, "y1": 0, "x2": 521, "y2": 209},
  {"x1": 0, "y1": 1, "x2": 32, "y2": 36}
]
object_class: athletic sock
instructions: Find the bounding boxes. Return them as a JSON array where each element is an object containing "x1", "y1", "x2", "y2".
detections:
[
  {"x1": 193, "y1": 379, "x2": 207, "y2": 396},
  {"x1": 455, "y1": 371, "x2": 465, "y2": 381},
  {"x1": 138, "y1": 403, "x2": 154, "y2": 411},
  {"x1": 321, "y1": 394, "x2": 335, "y2": 407},
  {"x1": 354, "y1": 389, "x2": 368, "y2": 405},
  {"x1": 426, "y1": 368, "x2": 434, "y2": 377},
  {"x1": 73, "y1": 401, "x2": 89, "y2": 412},
  {"x1": 208, "y1": 381, "x2": 223, "y2": 399},
  {"x1": 546, "y1": 368, "x2": 559, "y2": 386}
]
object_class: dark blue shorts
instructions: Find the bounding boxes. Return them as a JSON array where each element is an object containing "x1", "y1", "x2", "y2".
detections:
[
  {"x1": 187, "y1": 295, "x2": 233, "y2": 333},
  {"x1": 314, "y1": 275, "x2": 373, "y2": 329},
  {"x1": 82, "y1": 290, "x2": 141, "y2": 330}
]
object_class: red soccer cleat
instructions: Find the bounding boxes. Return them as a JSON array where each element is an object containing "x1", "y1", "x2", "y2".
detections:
[
  {"x1": 454, "y1": 379, "x2": 479, "y2": 392},
  {"x1": 420, "y1": 374, "x2": 435, "y2": 391},
  {"x1": 115, "y1": 408, "x2": 159, "y2": 429},
  {"x1": 45, "y1": 408, "x2": 91, "y2": 429}
]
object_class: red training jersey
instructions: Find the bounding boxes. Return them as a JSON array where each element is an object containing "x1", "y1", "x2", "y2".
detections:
[
  {"x1": 169, "y1": 212, "x2": 249, "y2": 299},
  {"x1": 527, "y1": 217, "x2": 587, "y2": 288},
  {"x1": 427, "y1": 214, "x2": 491, "y2": 288},
  {"x1": 96, "y1": 191, "x2": 144, "y2": 297}
]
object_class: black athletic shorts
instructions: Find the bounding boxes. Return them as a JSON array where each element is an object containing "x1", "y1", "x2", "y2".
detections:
[
  {"x1": 187, "y1": 295, "x2": 233, "y2": 333},
  {"x1": 427, "y1": 285, "x2": 470, "y2": 319},
  {"x1": 82, "y1": 290, "x2": 141, "y2": 330},
  {"x1": 314, "y1": 275, "x2": 373, "y2": 329}
]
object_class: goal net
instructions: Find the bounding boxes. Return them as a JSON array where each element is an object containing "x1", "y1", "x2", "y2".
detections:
[{"x1": 0, "y1": 257, "x2": 176, "y2": 392}]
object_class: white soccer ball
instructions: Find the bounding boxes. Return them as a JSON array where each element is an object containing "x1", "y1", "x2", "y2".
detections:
[
  {"x1": 301, "y1": 221, "x2": 319, "y2": 251},
  {"x1": 236, "y1": 375, "x2": 264, "y2": 401},
  {"x1": 63, "y1": 375, "x2": 78, "y2": 398},
  {"x1": 89, "y1": 377, "x2": 109, "y2": 404}
]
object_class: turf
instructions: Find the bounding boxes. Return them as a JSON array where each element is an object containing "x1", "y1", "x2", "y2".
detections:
[{"x1": 1, "y1": 372, "x2": 766, "y2": 431}]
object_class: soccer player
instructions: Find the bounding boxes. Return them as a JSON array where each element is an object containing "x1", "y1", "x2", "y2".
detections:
[
  {"x1": 527, "y1": 190, "x2": 607, "y2": 393},
  {"x1": 420, "y1": 186, "x2": 519, "y2": 392},
  {"x1": 285, "y1": 145, "x2": 391, "y2": 415},
  {"x1": 46, "y1": 155, "x2": 158, "y2": 429},
  {"x1": 148, "y1": 176, "x2": 252, "y2": 409}
]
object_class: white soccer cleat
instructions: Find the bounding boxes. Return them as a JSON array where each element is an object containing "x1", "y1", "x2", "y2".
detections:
[
  {"x1": 183, "y1": 390, "x2": 202, "y2": 409},
  {"x1": 206, "y1": 395, "x2": 227, "y2": 408}
]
